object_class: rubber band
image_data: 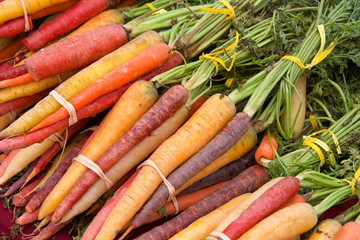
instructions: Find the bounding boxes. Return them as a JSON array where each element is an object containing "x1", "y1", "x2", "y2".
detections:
[
  {"x1": 49, "y1": 90, "x2": 78, "y2": 126},
  {"x1": 73, "y1": 154, "x2": 114, "y2": 189},
  {"x1": 201, "y1": 0, "x2": 235, "y2": 20},
  {"x1": 209, "y1": 231, "x2": 231, "y2": 240},
  {"x1": 281, "y1": 24, "x2": 336, "y2": 71},
  {"x1": 145, "y1": 3, "x2": 167, "y2": 15},
  {"x1": 342, "y1": 167, "x2": 360, "y2": 195},
  {"x1": 138, "y1": 160, "x2": 180, "y2": 214},
  {"x1": 6, "y1": 111, "x2": 17, "y2": 123},
  {"x1": 19, "y1": 0, "x2": 31, "y2": 32},
  {"x1": 48, "y1": 132, "x2": 65, "y2": 148}
]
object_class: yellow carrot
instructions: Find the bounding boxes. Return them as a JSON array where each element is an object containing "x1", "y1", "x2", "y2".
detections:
[
  {"x1": 309, "y1": 219, "x2": 342, "y2": 240},
  {"x1": 0, "y1": 0, "x2": 72, "y2": 24},
  {"x1": 170, "y1": 194, "x2": 250, "y2": 240},
  {"x1": 0, "y1": 30, "x2": 163, "y2": 138},
  {"x1": 38, "y1": 80, "x2": 158, "y2": 220},
  {"x1": 95, "y1": 93, "x2": 236, "y2": 240},
  {"x1": 238, "y1": 203, "x2": 317, "y2": 240}
]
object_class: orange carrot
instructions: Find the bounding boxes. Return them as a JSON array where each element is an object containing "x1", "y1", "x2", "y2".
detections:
[
  {"x1": 32, "y1": 42, "x2": 172, "y2": 131},
  {"x1": 95, "y1": 93, "x2": 236, "y2": 240},
  {"x1": 335, "y1": 222, "x2": 360, "y2": 240},
  {"x1": 254, "y1": 133, "x2": 278, "y2": 165},
  {"x1": 0, "y1": 149, "x2": 20, "y2": 178},
  {"x1": 277, "y1": 194, "x2": 305, "y2": 211},
  {"x1": 0, "y1": 72, "x2": 33, "y2": 88},
  {"x1": 0, "y1": 153, "x2": 7, "y2": 164}
]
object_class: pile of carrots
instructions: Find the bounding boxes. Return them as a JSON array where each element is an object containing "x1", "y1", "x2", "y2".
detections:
[{"x1": 0, "y1": 0, "x2": 359, "y2": 240}]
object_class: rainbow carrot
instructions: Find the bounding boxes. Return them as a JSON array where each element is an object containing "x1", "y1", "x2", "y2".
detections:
[
  {"x1": 0, "y1": 15, "x2": 33, "y2": 38},
  {"x1": 12, "y1": 172, "x2": 46, "y2": 207},
  {"x1": 0, "y1": 64, "x2": 27, "y2": 81},
  {"x1": 16, "y1": 209, "x2": 40, "y2": 225}
]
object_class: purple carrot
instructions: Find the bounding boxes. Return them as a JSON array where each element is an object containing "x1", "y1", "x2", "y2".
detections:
[
  {"x1": 133, "y1": 165, "x2": 269, "y2": 240},
  {"x1": 31, "y1": 221, "x2": 67, "y2": 240},
  {"x1": 0, "y1": 64, "x2": 27, "y2": 81},
  {"x1": 51, "y1": 84, "x2": 189, "y2": 223},
  {"x1": 0, "y1": 54, "x2": 26, "y2": 72}
]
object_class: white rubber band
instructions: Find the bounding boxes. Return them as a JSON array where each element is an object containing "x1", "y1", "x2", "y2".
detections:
[
  {"x1": 138, "y1": 160, "x2": 180, "y2": 214},
  {"x1": 6, "y1": 111, "x2": 17, "y2": 123},
  {"x1": 73, "y1": 154, "x2": 114, "y2": 189},
  {"x1": 19, "y1": 0, "x2": 31, "y2": 32},
  {"x1": 50, "y1": 90, "x2": 78, "y2": 126},
  {"x1": 48, "y1": 132, "x2": 65, "y2": 148},
  {"x1": 209, "y1": 231, "x2": 231, "y2": 240}
]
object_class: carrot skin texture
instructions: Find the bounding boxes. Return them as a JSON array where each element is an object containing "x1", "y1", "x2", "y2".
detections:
[
  {"x1": 335, "y1": 222, "x2": 360, "y2": 240},
  {"x1": 31, "y1": 0, "x2": 79, "y2": 19},
  {"x1": 22, "y1": 0, "x2": 115, "y2": 52},
  {"x1": 0, "y1": 54, "x2": 26, "y2": 72},
  {"x1": 25, "y1": 24, "x2": 128, "y2": 81},
  {"x1": 12, "y1": 172, "x2": 46, "y2": 207},
  {"x1": 309, "y1": 219, "x2": 342, "y2": 240},
  {"x1": 130, "y1": 112, "x2": 252, "y2": 229},
  {"x1": 25, "y1": 131, "x2": 92, "y2": 213},
  {"x1": 31, "y1": 221, "x2": 67, "y2": 240},
  {"x1": 255, "y1": 133, "x2": 278, "y2": 165},
  {"x1": 0, "y1": 36, "x2": 25, "y2": 61},
  {"x1": 0, "y1": 15, "x2": 33, "y2": 38},
  {"x1": 179, "y1": 149, "x2": 256, "y2": 196},
  {"x1": 0, "y1": 64, "x2": 27, "y2": 81},
  {"x1": 221, "y1": 176, "x2": 300, "y2": 240},
  {"x1": 134, "y1": 165, "x2": 269, "y2": 240},
  {"x1": 0, "y1": 72, "x2": 34, "y2": 88},
  {"x1": 51, "y1": 84, "x2": 189, "y2": 223},
  {"x1": 16, "y1": 209, "x2": 40, "y2": 225}
]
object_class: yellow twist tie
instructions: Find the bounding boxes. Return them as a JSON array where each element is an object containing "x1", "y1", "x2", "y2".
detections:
[
  {"x1": 225, "y1": 78, "x2": 234, "y2": 88},
  {"x1": 342, "y1": 167, "x2": 360, "y2": 195},
  {"x1": 303, "y1": 129, "x2": 341, "y2": 166},
  {"x1": 309, "y1": 114, "x2": 319, "y2": 131},
  {"x1": 281, "y1": 24, "x2": 336, "y2": 71},
  {"x1": 199, "y1": 31, "x2": 239, "y2": 73},
  {"x1": 201, "y1": 0, "x2": 235, "y2": 20},
  {"x1": 145, "y1": 3, "x2": 167, "y2": 15}
]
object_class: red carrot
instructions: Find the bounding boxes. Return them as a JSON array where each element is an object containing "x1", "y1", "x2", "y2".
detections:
[
  {"x1": 220, "y1": 176, "x2": 300, "y2": 240},
  {"x1": 0, "y1": 88, "x2": 49, "y2": 116},
  {"x1": 16, "y1": 209, "x2": 40, "y2": 225},
  {"x1": 0, "y1": 149, "x2": 20, "y2": 178},
  {"x1": 0, "y1": 64, "x2": 27, "y2": 81},
  {"x1": 12, "y1": 172, "x2": 46, "y2": 207},
  {"x1": 0, "y1": 15, "x2": 33, "y2": 38},
  {"x1": 129, "y1": 112, "x2": 252, "y2": 230},
  {"x1": 24, "y1": 119, "x2": 91, "y2": 185},
  {"x1": 32, "y1": 42, "x2": 171, "y2": 130},
  {"x1": 81, "y1": 171, "x2": 140, "y2": 240},
  {"x1": 25, "y1": 131, "x2": 92, "y2": 213},
  {"x1": 0, "y1": 36, "x2": 25, "y2": 61},
  {"x1": 22, "y1": 0, "x2": 125, "y2": 52},
  {"x1": 51, "y1": 84, "x2": 189, "y2": 223},
  {"x1": 179, "y1": 149, "x2": 256, "y2": 196},
  {"x1": 3, "y1": 159, "x2": 38, "y2": 197},
  {"x1": 0, "y1": 54, "x2": 26, "y2": 72},
  {"x1": 31, "y1": 221, "x2": 67, "y2": 240},
  {"x1": 133, "y1": 165, "x2": 269, "y2": 240},
  {"x1": 25, "y1": 23, "x2": 128, "y2": 81}
]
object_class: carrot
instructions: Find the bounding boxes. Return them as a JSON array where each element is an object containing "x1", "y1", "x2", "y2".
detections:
[
  {"x1": 0, "y1": 64, "x2": 27, "y2": 81},
  {"x1": 187, "y1": 95, "x2": 206, "y2": 119},
  {"x1": 33, "y1": 42, "x2": 171, "y2": 130},
  {"x1": 38, "y1": 80, "x2": 158, "y2": 219},
  {"x1": 25, "y1": 131, "x2": 92, "y2": 213},
  {"x1": 175, "y1": 127, "x2": 257, "y2": 195},
  {"x1": 132, "y1": 165, "x2": 269, "y2": 240},
  {"x1": 277, "y1": 194, "x2": 305, "y2": 211},
  {"x1": 60, "y1": 106, "x2": 188, "y2": 224},
  {"x1": 129, "y1": 112, "x2": 252, "y2": 230},
  {"x1": 22, "y1": 0, "x2": 125, "y2": 52},
  {"x1": 309, "y1": 219, "x2": 342, "y2": 240},
  {"x1": 238, "y1": 203, "x2": 317, "y2": 240},
  {"x1": 179, "y1": 149, "x2": 256, "y2": 196},
  {"x1": 0, "y1": 38, "x2": 13, "y2": 53},
  {"x1": 220, "y1": 176, "x2": 300, "y2": 240},
  {"x1": 335, "y1": 221, "x2": 360, "y2": 240},
  {"x1": 12, "y1": 172, "x2": 46, "y2": 207},
  {"x1": 0, "y1": 153, "x2": 7, "y2": 164},
  {"x1": 81, "y1": 171, "x2": 140, "y2": 240},
  {"x1": 16, "y1": 209, "x2": 40, "y2": 225},
  {"x1": 25, "y1": 24, "x2": 128, "y2": 81},
  {"x1": 0, "y1": 53, "x2": 26, "y2": 72},
  {"x1": 169, "y1": 194, "x2": 250, "y2": 240},
  {"x1": 0, "y1": 72, "x2": 33, "y2": 88},
  {"x1": 0, "y1": 15, "x2": 33, "y2": 38},
  {"x1": 146, "y1": 180, "x2": 230, "y2": 225},
  {"x1": 23, "y1": 119, "x2": 90, "y2": 184},
  {"x1": 0, "y1": 36, "x2": 25, "y2": 61},
  {"x1": 0, "y1": 72, "x2": 68, "y2": 104},
  {"x1": 0, "y1": 129, "x2": 65, "y2": 185},
  {"x1": 254, "y1": 133, "x2": 278, "y2": 165},
  {"x1": 3, "y1": 159, "x2": 38, "y2": 197},
  {"x1": 31, "y1": 0, "x2": 78, "y2": 19},
  {"x1": 31, "y1": 221, "x2": 68, "y2": 240},
  {"x1": 0, "y1": 88, "x2": 49, "y2": 116},
  {"x1": 0, "y1": 0, "x2": 72, "y2": 24},
  {"x1": 95, "y1": 93, "x2": 236, "y2": 240},
  {"x1": 52, "y1": 84, "x2": 189, "y2": 223},
  {"x1": 0, "y1": 30, "x2": 162, "y2": 138},
  {"x1": 0, "y1": 149, "x2": 20, "y2": 178}
]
